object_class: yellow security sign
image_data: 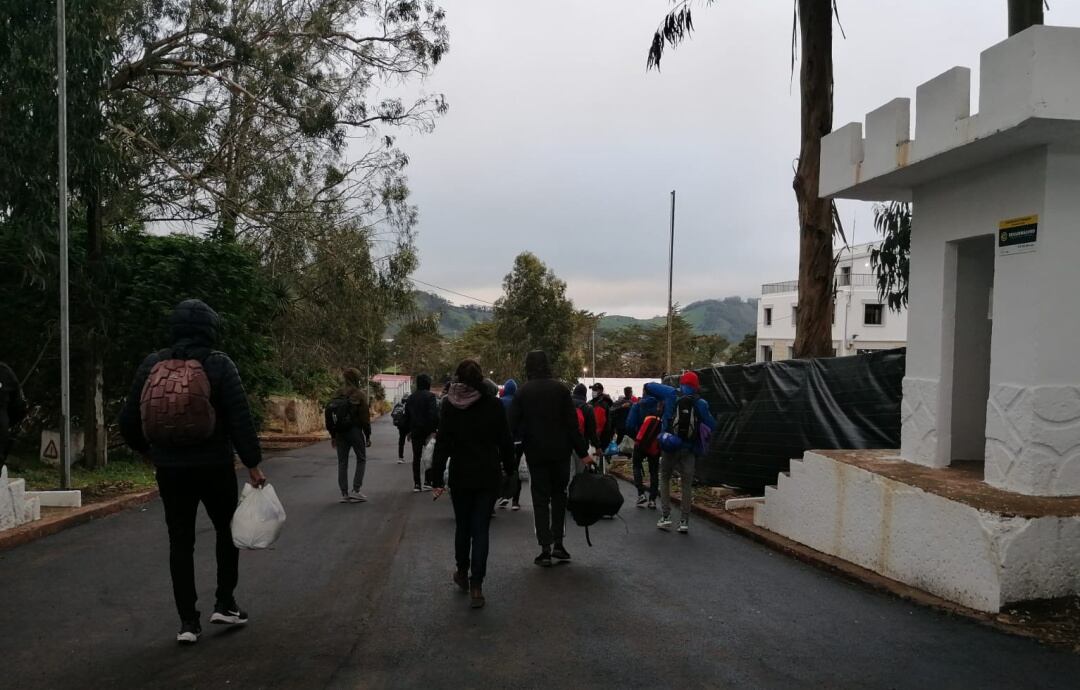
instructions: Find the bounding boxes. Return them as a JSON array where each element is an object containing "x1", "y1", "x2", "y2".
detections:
[{"x1": 998, "y1": 214, "x2": 1038, "y2": 255}]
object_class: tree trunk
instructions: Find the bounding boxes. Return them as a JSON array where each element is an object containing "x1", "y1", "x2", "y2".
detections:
[
  {"x1": 1008, "y1": 0, "x2": 1044, "y2": 36},
  {"x1": 792, "y1": 0, "x2": 835, "y2": 359},
  {"x1": 82, "y1": 185, "x2": 107, "y2": 468}
]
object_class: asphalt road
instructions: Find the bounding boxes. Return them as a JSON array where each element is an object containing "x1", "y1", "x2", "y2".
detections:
[{"x1": 3, "y1": 415, "x2": 1080, "y2": 689}]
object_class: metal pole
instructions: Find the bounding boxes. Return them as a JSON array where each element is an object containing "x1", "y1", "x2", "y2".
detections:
[
  {"x1": 666, "y1": 190, "x2": 675, "y2": 375},
  {"x1": 57, "y1": 0, "x2": 72, "y2": 489},
  {"x1": 591, "y1": 328, "x2": 596, "y2": 385}
]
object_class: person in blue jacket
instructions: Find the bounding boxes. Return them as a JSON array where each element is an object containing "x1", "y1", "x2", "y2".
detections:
[
  {"x1": 644, "y1": 371, "x2": 716, "y2": 534},
  {"x1": 625, "y1": 391, "x2": 663, "y2": 509},
  {"x1": 496, "y1": 379, "x2": 525, "y2": 510}
]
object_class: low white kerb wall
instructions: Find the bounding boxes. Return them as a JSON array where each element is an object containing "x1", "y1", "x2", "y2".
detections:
[{"x1": 754, "y1": 452, "x2": 1080, "y2": 612}]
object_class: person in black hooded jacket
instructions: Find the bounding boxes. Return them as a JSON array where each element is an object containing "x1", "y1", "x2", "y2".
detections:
[
  {"x1": 509, "y1": 350, "x2": 591, "y2": 567},
  {"x1": 431, "y1": 359, "x2": 515, "y2": 609},
  {"x1": 401, "y1": 373, "x2": 439, "y2": 492},
  {"x1": 119, "y1": 299, "x2": 264, "y2": 645}
]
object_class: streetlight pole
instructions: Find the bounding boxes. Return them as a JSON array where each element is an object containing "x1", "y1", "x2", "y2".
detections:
[
  {"x1": 591, "y1": 328, "x2": 596, "y2": 385},
  {"x1": 666, "y1": 190, "x2": 675, "y2": 375},
  {"x1": 57, "y1": 0, "x2": 72, "y2": 489}
]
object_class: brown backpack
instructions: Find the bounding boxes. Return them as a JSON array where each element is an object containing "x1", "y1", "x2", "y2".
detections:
[{"x1": 140, "y1": 358, "x2": 216, "y2": 446}]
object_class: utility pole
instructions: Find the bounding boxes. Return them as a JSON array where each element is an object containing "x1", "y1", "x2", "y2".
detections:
[
  {"x1": 57, "y1": 0, "x2": 72, "y2": 489},
  {"x1": 591, "y1": 328, "x2": 596, "y2": 385},
  {"x1": 666, "y1": 190, "x2": 675, "y2": 375}
]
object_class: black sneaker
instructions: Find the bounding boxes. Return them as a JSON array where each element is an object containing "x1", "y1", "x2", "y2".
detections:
[
  {"x1": 534, "y1": 549, "x2": 553, "y2": 567},
  {"x1": 551, "y1": 544, "x2": 571, "y2": 562},
  {"x1": 176, "y1": 619, "x2": 201, "y2": 644},
  {"x1": 636, "y1": 494, "x2": 647, "y2": 508},
  {"x1": 210, "y1": 603, "x2": 249, "y2": 626}
]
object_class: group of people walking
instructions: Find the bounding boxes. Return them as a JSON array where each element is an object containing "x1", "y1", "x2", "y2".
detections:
[{"x1": 111, "y1": 299, "x2": 716, "y2": 640}]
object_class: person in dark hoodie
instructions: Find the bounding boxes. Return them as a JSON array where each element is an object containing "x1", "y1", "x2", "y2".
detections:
[
  {"x1": 496, "y1": 379, "x2": 524, "y2": 511},
  {"x1": 119, "y1": 299, "x2": 264, "y2": 645},
  {"x1": 571, "y1": 383, "x2": 599, "y2": 473},
  {"x1": 325, "y1": 368, "x2": 372, "y2": 503},
  {"x1": 431, "y1": 359, "x2": 516, "y2": 609},
  {"x1": 509, "y1": 351, "x2": 591, "y2": 567},
  {"x1": 401, "y1": 373, "x2": 439, "y2": 492},
  {"x1": 0, "y1": 361, "x2": 27, "y2": 465}
]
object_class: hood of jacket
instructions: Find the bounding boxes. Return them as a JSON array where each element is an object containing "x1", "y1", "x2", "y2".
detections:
[
  {"x1": 447, "y1": 382, "x2": 482, "y2": 409},
  {"x1": 501, "y1": 379, "x2": 518, "y2": 398},
  {"x1": 525, "y1": 350, "x2": 553, "y2": 380},
  {"x1": 572, "y1": 383, "x2": 588, "y2": 405},
  {"x1": 169, "y1": 299, "x2": 220, "y2": 350}
]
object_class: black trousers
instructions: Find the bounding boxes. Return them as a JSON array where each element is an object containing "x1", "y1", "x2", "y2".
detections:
[
  {"x1": 156, "y1": 464, "x2": 239, "y2": 624},
  {"x1": 451, "y1": 488, "x2": 498, "y2": 586},
  {"x1": 632, "y1": 444, "x2": 660, "y2": 500},
  {"x1": 335, "y1": 427, "x2": 366, "y2": 494},
  {"x1": 526, "y1": 454, "x2": 571, "y2": 547},
  {"x1": 397, "y1": 426, "x2": 408, "y2": 459},
  {"x1": 500, "y1": 445, "x2": 525, "y2": 503},
  {"x1": 411, "y1": 432, "x2": 432, "y2": 486}
]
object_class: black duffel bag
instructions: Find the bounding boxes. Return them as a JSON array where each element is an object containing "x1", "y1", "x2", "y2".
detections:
[{"x1": 567, "y1": 466, "x2": 624, "y2": 546}]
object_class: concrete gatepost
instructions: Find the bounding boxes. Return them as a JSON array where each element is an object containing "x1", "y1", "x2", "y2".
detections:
[{"x1": 754, "y1": 25, "x2": 1080, "y2": 612}]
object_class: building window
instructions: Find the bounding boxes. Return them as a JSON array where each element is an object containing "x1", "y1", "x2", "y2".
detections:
[
  {"x1": 839, "y1": 265, "x2": 851, "y2": 287},
  {"x1": 791, "y1": 304, "x2": 798, "y2": 323},
  {"x1": 761, "y1": 345, "x2": 773, "y2": 362},
  {"x1": 864, "y1": 303, "x2": 884, "y2": 326},
  {"x1": 764, "y1": 307, "x2": 772, "y2": 326}
]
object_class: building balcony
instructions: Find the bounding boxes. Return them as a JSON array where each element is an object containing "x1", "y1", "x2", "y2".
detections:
[{"x1": 761, "y1": 274, "x2": 876, "y2": 295}]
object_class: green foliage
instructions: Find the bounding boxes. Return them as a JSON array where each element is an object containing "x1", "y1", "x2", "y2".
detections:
[
  {"x1": 597, "y1": 297, "x2": 758, "y2": 342},
  {"x1": 591, "y1": 312, "x2": 725, "y2": 377},
  {"x1": 870, "y1": 202, "x2": 911, "y2": 313},
  {"x1": 727, "y1": 333, "x2": 757, "y2": 365},
  {"x1": 493, "y1": 253, "x2": 581, "y2": 381},
  {"x1": 393, "y1": 313, "x2": 447, "y2": 378}
]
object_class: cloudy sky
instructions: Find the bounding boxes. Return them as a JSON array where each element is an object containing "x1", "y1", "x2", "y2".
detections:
[{"x1": 383, "y1": 1, "x2": 1080, "y2": 319}]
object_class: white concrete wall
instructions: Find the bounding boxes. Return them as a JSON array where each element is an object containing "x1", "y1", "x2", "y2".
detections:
[{"x1": 755, "y1": 452, "x2": 1080, "y2": 612}]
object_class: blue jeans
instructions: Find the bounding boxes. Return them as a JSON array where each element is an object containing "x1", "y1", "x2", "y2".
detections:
[
  {"x1": 335, "y1": 427, "x2": 367, "y2": 495},
  {"x1": 451, "y1": 488, "x2": 498, "y2": 586}
]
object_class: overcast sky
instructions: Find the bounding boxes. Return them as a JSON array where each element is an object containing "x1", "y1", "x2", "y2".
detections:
[{"x1": 381, "y1": 1, "x2": 1080, "y2": 319}]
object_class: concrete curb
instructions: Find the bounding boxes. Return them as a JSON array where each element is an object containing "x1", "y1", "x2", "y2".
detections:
[
  {"x1": 607, "y1": 467, "x2": 1059, "y2": 648},
  {"x1": 0, "y1": 487, "x2": 159, "y2": 553}
]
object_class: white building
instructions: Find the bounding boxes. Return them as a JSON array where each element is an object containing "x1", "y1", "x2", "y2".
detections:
[
  {"x1": 756, "y1": 242, "x2": 908, "y2": 361},
  {"x1": 754, "y1": 26, "x2": 1080, "y2": 614}
]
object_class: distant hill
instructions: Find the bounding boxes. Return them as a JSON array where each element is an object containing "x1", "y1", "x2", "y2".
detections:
[
  {"x1": 393, "y1": 291, "x2": 758, "y2": 342},
  {"x1": 598, "y1": 297, "x2": 759, "y2": 342},
  {"x1": 388, "y1": 291, "x2": 494, "y2": 337}
]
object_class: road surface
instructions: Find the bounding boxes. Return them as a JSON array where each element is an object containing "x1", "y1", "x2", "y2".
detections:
[{"x1": 2, "y1": 415, "x2": 1078, "y2": 689}]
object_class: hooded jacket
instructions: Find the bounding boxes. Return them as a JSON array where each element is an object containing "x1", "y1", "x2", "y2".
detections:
[
  {"x1": 643, "y1": 381, "x2": 717, "y2": 455},
  {"x1": 119, "y1": 299, "x2": 262, "y2": 469},
  {"x1": 431, "y1": 381, "x2": 515, "y2": 491},
  {"x1": 402, "y1": 373, "x2": 439, "y2": 435},
  {"x1": 509, "y1": 351, "x2": 588, "y2": 461}
]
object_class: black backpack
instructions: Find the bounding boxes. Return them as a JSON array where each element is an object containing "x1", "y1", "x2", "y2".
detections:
[
  {"x1": 325, "y1": 396, "x2": 355, "y2": 432},
  {"x1": 567, "y1": 468, "x2": 624, "y2": 545},
  {"x1": 391, "y1": 401, "x2": 406, "y2": 427},
  {"x1": 673, "y1": 394, "x2": 700, "y2": 442}
]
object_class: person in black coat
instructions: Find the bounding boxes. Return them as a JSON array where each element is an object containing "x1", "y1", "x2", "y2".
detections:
[
  {"x1": 119, "y1": 299, "x2": 264, "y2": 644},
  {"x1": 0, "y1": 361, "x2": 27, "y2": 465},
  {"x1": 431, "y1": 359, "x2": 516, "y2": 609},
  {"x1": 401, "y1": 373, "x2": 439, "y2": 492},
  {"x1": 509, "y1": 350, "x2": 591, "y2": 568}
]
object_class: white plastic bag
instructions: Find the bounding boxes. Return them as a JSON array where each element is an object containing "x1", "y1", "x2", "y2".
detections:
[
  {"x1": 421, "y1": 437, "x2": 435, "y2": 483},
  {"x1": 618, "y1": 436, "x2": 636, "y2": 456},
  {"x1": 231, "y1": 483, "x2": 286, "y2": 550}
]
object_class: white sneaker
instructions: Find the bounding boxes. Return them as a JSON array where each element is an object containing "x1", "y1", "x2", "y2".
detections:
[
  {"x1": 339, "y1": 494, "x2": 350, "y2": 503},
  {"x1": 421, "y1": 484, "x2": 433, "y2": 492},
  {"x1": 397, "y1": 459, "x2": 406, "y2": 464},
  {"x1": 351, "y1": 490, "x2": 367, "y2": 502},
  {"x1": 677, "y1": 520, "x2": 689, "y2": 534},
  {"x1": 210, "y1": 605, "x2": 248, "y2": 626},
  {"x1": 413, "y1": 485, "x2": 422, "y2": 493},
  {"x1": 496, "y1": 498, "x2": 510, "y2": 509},
  {"x1": 657, "y1": 515, "x2": 673, "y2": 531},
  {"x1": 176, "y1": 621, "x2": 201, "y2": 644}
]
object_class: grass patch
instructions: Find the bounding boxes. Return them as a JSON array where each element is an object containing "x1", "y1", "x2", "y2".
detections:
[{"x1": 6, "y1": 451, "x2": 156, "y2": 501}]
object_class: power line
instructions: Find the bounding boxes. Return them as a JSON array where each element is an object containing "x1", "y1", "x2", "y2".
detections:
[{"x1": 409, "y1": 278, "x2": 496, "y2": 306}]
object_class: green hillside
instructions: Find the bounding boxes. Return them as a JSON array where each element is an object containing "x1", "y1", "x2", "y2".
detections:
[
  {"x1": 598, "y1": 297, "x2": 759, "y2": 342},
  {"x1": 388, "y1": 291, "x2": 494, "y2": 337}
]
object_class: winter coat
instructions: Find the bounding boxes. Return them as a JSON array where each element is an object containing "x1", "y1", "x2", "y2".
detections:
[
  {"x1": 325, "y1": 384, "x2": 372, "y2": 439},
  {"x1": 643, "y1": 381, "x2": 717, "y2": 455},
  {"x1": 0, "y1": 361, "x2": 27, "y2": 454},
  {"x1": 431, "y1": 383, "x2": 515, "y2": 491},
  {"x1": 509, "y1": 351, "x2": 588, "y2": 462},
  {"x1": 402, "y1": 375, "x2": 439, "y2": 436},
  {"x1": 119, "y1": 299, "x2": 262, "y2": 469}
]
